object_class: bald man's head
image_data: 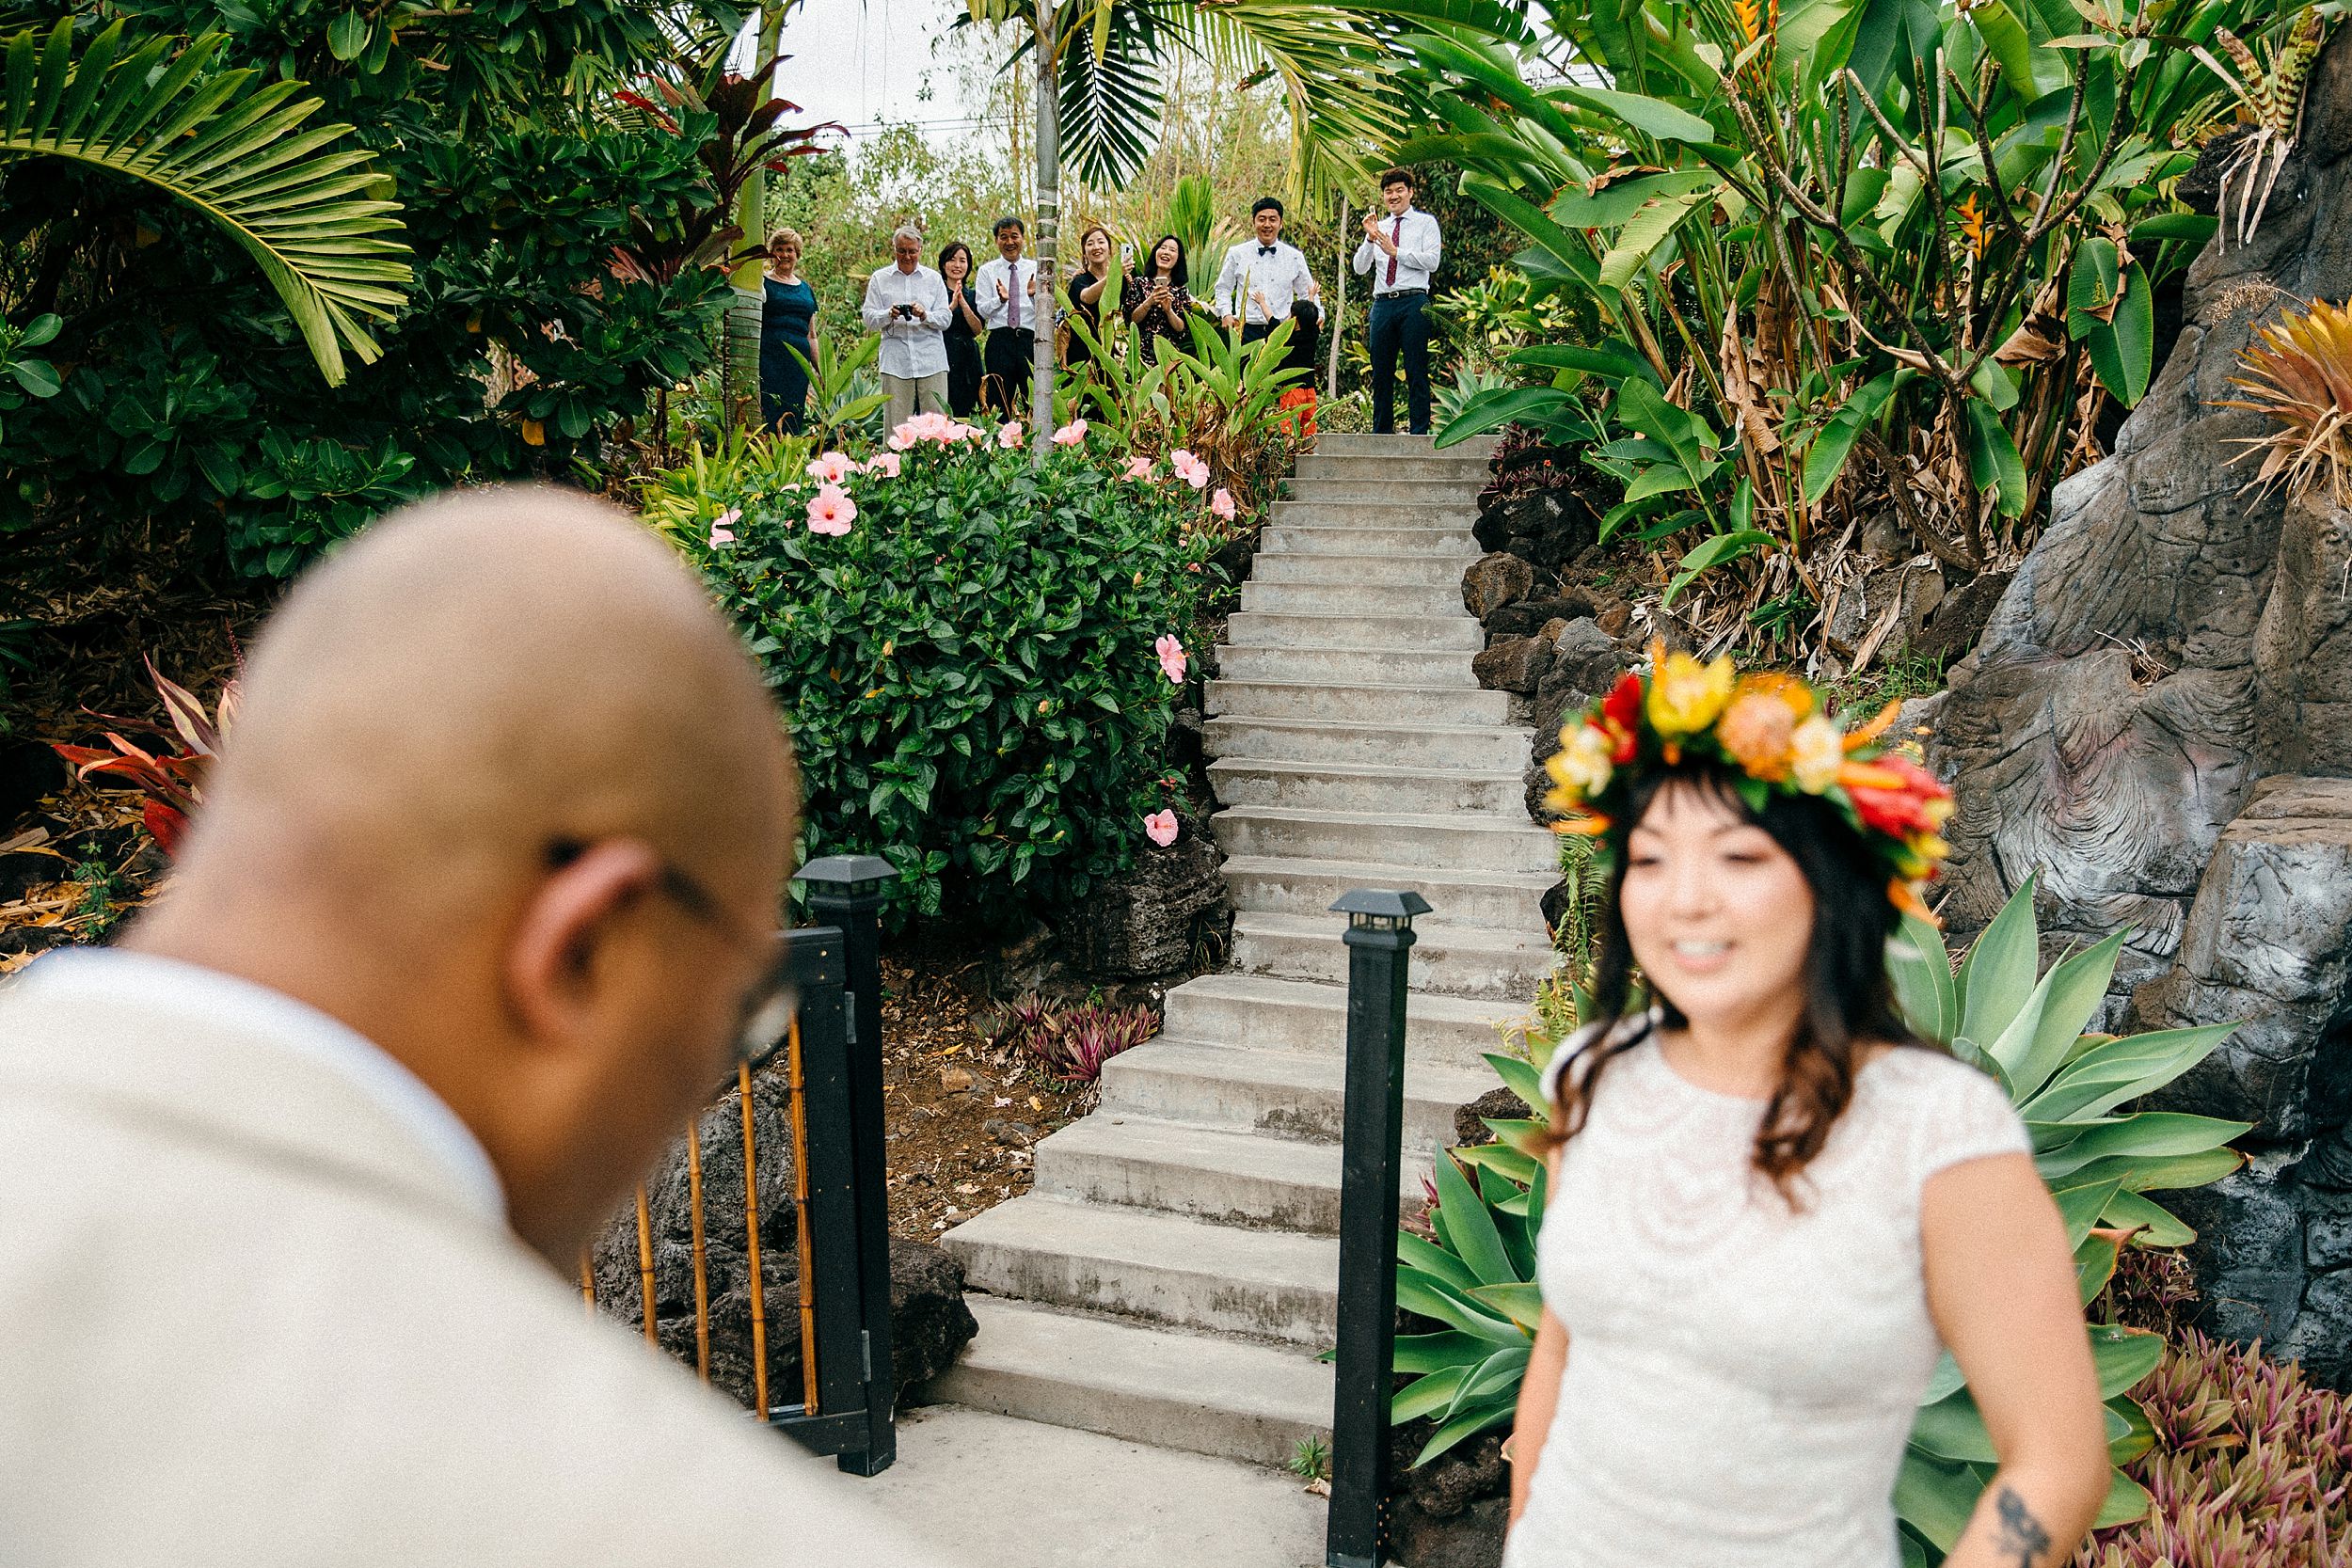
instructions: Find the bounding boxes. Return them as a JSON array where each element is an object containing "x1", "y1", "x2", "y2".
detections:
[{"x1": 132, "y1": 485, "x2": 800, "y2": 1260}]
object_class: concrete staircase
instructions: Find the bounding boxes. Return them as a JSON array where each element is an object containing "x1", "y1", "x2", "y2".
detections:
[{"x1": 930, "y1": 433, "x2": 1558, "y2": 1468}]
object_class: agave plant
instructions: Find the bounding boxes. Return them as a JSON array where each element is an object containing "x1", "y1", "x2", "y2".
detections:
[
  {"x1": 0, "y1": 21, "x2": 411, "y2": 386},
  {"x1": 1886, "y1": 876, "x2": 2248, "y2": 1561},
  {"x1": 2214, "y1": 296, "x2": 2352, "y2": 506}
]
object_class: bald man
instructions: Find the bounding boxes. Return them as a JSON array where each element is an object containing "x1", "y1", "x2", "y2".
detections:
[{"x1": 0, "y1": 489, "x2": 958, "y2": 1566}]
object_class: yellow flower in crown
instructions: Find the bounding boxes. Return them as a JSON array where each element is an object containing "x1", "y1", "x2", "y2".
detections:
[
  {"x1": 1789, "y1": 714, "x2": 1845, "y2": 794},
  {"x1": 1644, "y1": 641, "x2": 1736, "y2": 741}
]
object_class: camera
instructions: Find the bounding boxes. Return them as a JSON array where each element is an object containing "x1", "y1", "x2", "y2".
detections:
[{"x1": 892, "y1": 302, "x2": 914, "y2": 319}]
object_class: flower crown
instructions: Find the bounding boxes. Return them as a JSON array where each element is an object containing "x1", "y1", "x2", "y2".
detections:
[{"x1": 1543, "y1": 642, "x2": 1956, "y2": 920}]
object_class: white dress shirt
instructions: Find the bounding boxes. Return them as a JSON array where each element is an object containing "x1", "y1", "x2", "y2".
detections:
[
  {"x1": 971, "y1": 255, "x2": 1042, "y2": 333},
  {"x1": 1213, "y1": 239, "x2": 1317, "y2": 326},
  {"x1": 859, "y1": 262, "x2": 950, "y2": 379},
  {"x1": 15, "y1": 946, "x2": 505, "y2": 1221},
  {"x1": 1353, "y1": 205, "x2": 1444, "y2": 294}
]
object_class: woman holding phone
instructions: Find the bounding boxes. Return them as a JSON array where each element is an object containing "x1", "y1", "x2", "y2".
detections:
[{"x1": 1121, "y1": 234, "x2": 1196, "y2": 365}]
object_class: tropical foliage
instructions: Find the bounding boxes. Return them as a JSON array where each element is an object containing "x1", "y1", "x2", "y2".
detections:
[
  {"x1": 1070, "y1": 310, "x2": 1309, "y2": 524},
  {"x1": 1391, "y1": 0, "x2": 2322, "y2": 659},
  {"x1": 1, "y1": 0, "x2": 824, "y2": 592},
  {"x1": 654, "y1": 419, "x2": 1224, "y2": 927},
  {"x1": 1390, "y1": 878, "x2": 2248, "y2": 1565}
]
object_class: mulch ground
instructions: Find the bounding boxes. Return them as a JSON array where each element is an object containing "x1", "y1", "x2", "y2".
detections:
[{"x1": 875, "y1": 951, "x2": 1095, "y2": 1241}]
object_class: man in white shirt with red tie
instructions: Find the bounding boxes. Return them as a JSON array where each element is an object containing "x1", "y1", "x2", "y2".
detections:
[
  {"x1": 972, "y1": 215, "x2": 1043, "y2": 419},
  {"x1": 1352, "y1": 166, "x2": 1443, "y2": 436},
  {"x1": 1214, "y1": 197, "x2": 1318, "y2": 351}
]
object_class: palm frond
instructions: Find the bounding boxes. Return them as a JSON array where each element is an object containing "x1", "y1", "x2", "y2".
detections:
[
  {"x1": 1057, "y1": 22, "x2": 1165, "y2": 186},
  {"x1": 0, "y1": 21, "x2": 412, "y2": 386}
]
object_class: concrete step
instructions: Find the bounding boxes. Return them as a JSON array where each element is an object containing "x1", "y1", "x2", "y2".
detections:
[
  {"x1": 1314, "y1": 433, "x2": 1499, "y2": 459},
  {"x1": 941, "y1": 1193, "x2": 1340, "y2": 1345},
  {"x1": 1239, "y1": 579, "x2": 1464, "y2": 616},
  {"x1": 1204, "y1": 715, "x2": 1530, "y2": 771},
  {"x1": 1248, "y1": 551, "x2": 1465, "y2": 586},
  {"x1": 1100, "y1": 1037, "x2": 1502, "y2": 1150},
  {"x1": 1212, "y1": 804, "x2": 1560, "y2": 875},
  {"x1": 1224, "y1": 610, "x2": 1483, "y2": 653},
  {"x1": 1294, "y1": 452, "x2": 1494, "y2": 484},
  {"x1": 1267, "y1": 501, "x2": 1479, "y2": 531},
  {"x1": 1261, "y1": 525, "x2": 1478, "y2": 558},
  {"x1": 1205, "y1": 680, "x2": 1509, "y2": 726},
  {"x1": 928, "y1": 1297, "x2": 1333, "y2": 1469},
  {"x1": 1221, "y1": 852, "x2": 1553, "y2": 933},
  {"x1": 1160, "y1": 972, "x2": 1533, "y2": 1067},
  {"x1": 1229, "y1": 910, "x2": 1556, "y2": 1002},
  {"x1": 1284, "y1": 478, "x2": 1489, "y2": 509},
  {"x1": 1213, "y1": 643, "x2": 1475, "y2": 688},
  {"x1": 1207, "y1": 756, "x2": 1524, "y2": 816},
  {"x1": 1033, "y1": 1115, "x2": 1372, "y2": 1234}
]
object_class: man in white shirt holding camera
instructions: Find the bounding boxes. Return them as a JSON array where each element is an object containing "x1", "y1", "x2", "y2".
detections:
[{"x1": 860, "y1": 226, "x2": 951, "y2": 427}]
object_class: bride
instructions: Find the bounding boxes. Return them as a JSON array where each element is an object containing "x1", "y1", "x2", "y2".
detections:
[{"x1": 1503, "y1": 651, "x2": 2111, "y2": 1568}]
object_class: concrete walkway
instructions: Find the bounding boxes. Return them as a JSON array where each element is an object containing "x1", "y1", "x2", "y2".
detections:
[{"x1": 850, "y1": 1403, "x2": 1326, "y2": 1568}]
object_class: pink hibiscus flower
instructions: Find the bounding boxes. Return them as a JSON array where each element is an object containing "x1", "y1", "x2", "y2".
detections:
[
  {"x1": 806, "y1": 451, "x2": 852, "y2": 484},
  {"x1": 806, "y1": 484, "x2": 857, "y2": 536},
  {"x1": 862, "y1": 451, "x2": 902, "y2": 479},
  {"x1": 1169, "y1": 449, "x2": 1210, "y2": 490},
  {"x1": 1153, "y1": 634, "x2": 1187, "y2": 685},
  {"x1": 1051, "y1": 420, "x2": 1089, "y2": 447},
  {"x1": 1143, "y1": 810, "x2": 1179, "y2": 847},
  {"x1": 998, "y1": 420, "x2": 1025, "y2": 449},
  {"x1": 707, "y1": 507, "x2": 740, "y2": 548},
  {"x1": 886, "y1": 422, "x2": 919, "y2": 451},
  {"x1": 1209, "y1": 487, "x2": 1236, "y2": 521},
  {"x1": 1122, "y1": 455, "x2": 1154, "y2": 481}
]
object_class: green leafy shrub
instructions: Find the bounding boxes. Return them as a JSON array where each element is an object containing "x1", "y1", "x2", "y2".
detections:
[
  {"x1": 660, "y1": 423, "x2": 1216, "y2": 926},
  {"x1": 1390, "y1": 877, "x2": 2249, "y2": 1567}
]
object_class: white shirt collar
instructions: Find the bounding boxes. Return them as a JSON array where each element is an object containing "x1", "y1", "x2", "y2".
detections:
[{"x1": 18, "y1": 948, "x2": 506, "y2": 1223}]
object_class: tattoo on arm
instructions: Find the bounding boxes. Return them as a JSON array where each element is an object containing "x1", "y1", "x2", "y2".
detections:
[{"x1": 1994, "y1": 1485, "x2": 2053, "y2": 1568}]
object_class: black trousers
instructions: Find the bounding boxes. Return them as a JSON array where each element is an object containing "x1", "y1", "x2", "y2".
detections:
[
  {"x1": 1368, "y1": 292, "x2": 1432, "y2": 435},
  {"x1": 983, "y1": 327, "x2": 1033, "y2": 417}
]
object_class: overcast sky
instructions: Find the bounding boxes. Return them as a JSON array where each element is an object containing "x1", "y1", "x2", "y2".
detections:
[{"x1": 762, "y1": 0, "x2": 978, "y2": 142}]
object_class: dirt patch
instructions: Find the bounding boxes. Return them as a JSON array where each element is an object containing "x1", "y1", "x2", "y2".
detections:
[{"x1": 877, "y1": 950, "x2": 1097, "y2": 1240}]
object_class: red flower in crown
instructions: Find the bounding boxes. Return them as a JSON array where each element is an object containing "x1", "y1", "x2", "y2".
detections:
[
  {"x1": 1842, "y1": 754, "x2": 1954, "y2": 840},
  {"x1": 1595, "y1": 672, "x2": 1643, "y2": 763}
]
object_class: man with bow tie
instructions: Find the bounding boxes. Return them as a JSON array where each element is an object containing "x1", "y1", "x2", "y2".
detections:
[
  {"x1": 1353, "y1": 165, "x2": 1444, "y2": 436},
  {"x1": 1214, "y1": 197, "x2": 1318, "y2": 350}
]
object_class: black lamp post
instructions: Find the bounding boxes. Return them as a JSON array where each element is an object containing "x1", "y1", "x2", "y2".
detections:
[
  {"x1": 1326, "y1": 887, "x2": 1430, "y2": 1568},
  {"x1": 791, "y1": 853, "x2": 897, "y2": 1475}
]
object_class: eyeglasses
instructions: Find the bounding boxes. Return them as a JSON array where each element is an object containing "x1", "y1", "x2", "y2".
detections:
[{"x1": 544, "y1": 838, "x2": 797, "y2": 1073}]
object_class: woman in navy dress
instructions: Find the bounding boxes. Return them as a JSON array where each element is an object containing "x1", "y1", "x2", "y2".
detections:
[
  {"x1": 759, "y1": 227, "x2": 818, "y2": 434},
  {"x1": 939, "y1": 241, "x2": 986, "y2": 420}
]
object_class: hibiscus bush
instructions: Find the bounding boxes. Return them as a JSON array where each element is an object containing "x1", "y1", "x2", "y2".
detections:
[{"x1": 655, "y1": 415, "x2": 1222, "y2": 926}]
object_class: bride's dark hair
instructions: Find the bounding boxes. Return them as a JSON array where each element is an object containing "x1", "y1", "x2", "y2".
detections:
[{"x1": 1549, "y1": 759, "x2": 1929, "y2": 1199}]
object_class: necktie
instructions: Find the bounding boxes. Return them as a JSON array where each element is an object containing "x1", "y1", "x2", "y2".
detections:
[
  {"x1": 1386, "y1": 215, "x2": 1404, "y2": 287},
  {"x1": 1008, "y1": 263, "x2": 1021, "y2": 330}
]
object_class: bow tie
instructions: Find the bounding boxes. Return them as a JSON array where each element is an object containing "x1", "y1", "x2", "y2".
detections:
[{"x1": 1258, "y1": 245, "x2": 1276, "y2": 257}]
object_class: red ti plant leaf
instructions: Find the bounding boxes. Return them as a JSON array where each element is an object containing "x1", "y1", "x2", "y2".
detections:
[{"x1": 141, "y1": 802, "x2": 191, "y2": 857}]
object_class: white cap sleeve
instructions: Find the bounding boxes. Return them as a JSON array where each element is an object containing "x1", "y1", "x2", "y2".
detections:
[{"x1": 1909, "y1": 1053, "x2": 2032, "y2": 1183}]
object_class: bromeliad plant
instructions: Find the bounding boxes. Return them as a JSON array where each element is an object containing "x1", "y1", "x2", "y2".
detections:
[
  {"x1": 2215, "y1": 295, "x2": 2352, "y2": 505},
  {"x1": 1389, "y1": 877, "x2": 2249, "y2": 1566},
  {"x1": 51, "y1": 655, "x2": 240, "y2": 856},
  {"x1": 1391, "y1": 0, "x2": 2325, "y2": 654}
]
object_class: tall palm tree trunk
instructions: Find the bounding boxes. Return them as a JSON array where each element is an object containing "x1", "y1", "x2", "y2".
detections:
[{"x1": 1029, "y1": 0, "x2": 1059, "y2": 463}]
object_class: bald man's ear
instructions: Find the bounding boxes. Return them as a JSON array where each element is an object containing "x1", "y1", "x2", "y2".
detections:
[{"x1": 504, "y1": 839, "x2": 664, "y2": 1049}]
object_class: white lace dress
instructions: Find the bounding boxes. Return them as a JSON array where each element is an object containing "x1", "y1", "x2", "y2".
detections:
[{"x1": 1502, "y1": 1018, "x2": 2030, "y2": 1568}]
